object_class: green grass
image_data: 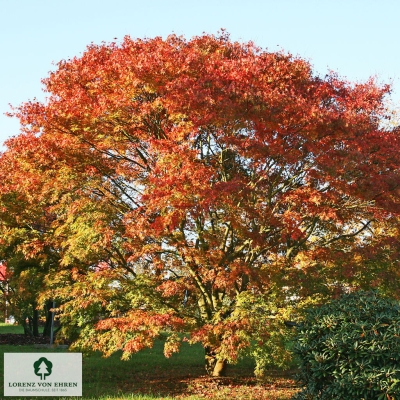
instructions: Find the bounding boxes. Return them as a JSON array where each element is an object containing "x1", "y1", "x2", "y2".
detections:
[
  {"x1": 0, "y1": 322, "x2": 25, "y2": 334},
  {"x1": 0, "y1": 341, "x2": 203, "y2": 399},
  {"x1": 0, "y1": 323, "x2": 298, "y2": 399}
]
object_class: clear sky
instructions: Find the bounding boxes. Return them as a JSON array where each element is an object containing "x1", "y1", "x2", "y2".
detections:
[{"x1": 1, "y1": 0, "x2": 399, "y2": 148}]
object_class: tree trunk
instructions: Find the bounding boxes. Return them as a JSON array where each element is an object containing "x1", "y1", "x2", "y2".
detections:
[
  {"x1": 28, "y1": 316, "x2": 33, "y2": 334},
  {"x1": 32, "y1": 307, "x2": 39, "y2": 337},
  {"x1": 205, "y1": 346, "x2": 227, "y2": 377},
  {"x1": 22, "y1": 318, "x2": 32, "y2": 336},
  {"x1": 42, "y1": 300, "x2": 53, "y2": 337}
]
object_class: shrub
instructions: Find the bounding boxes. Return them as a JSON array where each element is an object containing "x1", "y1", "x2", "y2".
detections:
[{"x1": 292, "y1": 291, "x2": 400, "y2": 400}]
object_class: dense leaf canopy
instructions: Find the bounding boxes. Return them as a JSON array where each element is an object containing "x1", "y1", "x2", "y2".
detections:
[{"x1": 0, "y1": 32, "x2": 399, "y2": 376}]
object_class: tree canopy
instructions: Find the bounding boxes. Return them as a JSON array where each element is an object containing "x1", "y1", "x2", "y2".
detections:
[{"x1": 0, "y1": 32, "x2": 399, "y2": 376}]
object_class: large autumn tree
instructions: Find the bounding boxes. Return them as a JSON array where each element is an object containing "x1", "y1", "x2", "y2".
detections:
[{"x1": 1, "y1": 32, "x2": 399, "y2": 376}]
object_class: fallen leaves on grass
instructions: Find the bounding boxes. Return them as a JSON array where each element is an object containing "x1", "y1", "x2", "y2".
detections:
[
  {"x1": 117, "y1": 368, "x2": 298, "y2": 399},
  {"x1": 174, "y1": 375, "x2": 298, "y2": 399},
  {"x1": 0, "y1": 333, "x2": 49, "y2": 345},
  {"x1": 1, "y1": 333, "x2": 299, "y2": 399}
]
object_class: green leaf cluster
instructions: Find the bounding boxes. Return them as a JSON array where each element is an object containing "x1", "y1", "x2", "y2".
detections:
[{"x1": 293, "y1": 291, "x2": 400, "y2": 400}]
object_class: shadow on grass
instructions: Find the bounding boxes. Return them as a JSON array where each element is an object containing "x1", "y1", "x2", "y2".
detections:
[{"x1": 0, "y1": 334, "x2": 298, "y2": 399}]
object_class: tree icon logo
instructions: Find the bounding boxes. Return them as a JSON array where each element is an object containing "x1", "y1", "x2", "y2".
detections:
[{"x1": 33, "y1": 357, "x2": 53, "y2": 380}]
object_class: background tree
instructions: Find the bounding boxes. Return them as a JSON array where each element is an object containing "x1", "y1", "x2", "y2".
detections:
[
  {"x1": 1, "y1": 32, "x2": 399, "y2": 376},
  {"x1": 0, "y1": 154, "x2": 60, "y2": 336}
]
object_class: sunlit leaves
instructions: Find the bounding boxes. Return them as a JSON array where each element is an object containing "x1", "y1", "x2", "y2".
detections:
[{"x1": 0, "y1": 32, "x2": 399, "y2": 375}]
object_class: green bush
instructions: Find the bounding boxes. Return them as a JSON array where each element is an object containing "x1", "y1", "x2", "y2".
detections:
[{"x1": 292, "y1": 291, "x2": 400, "y2": 400}]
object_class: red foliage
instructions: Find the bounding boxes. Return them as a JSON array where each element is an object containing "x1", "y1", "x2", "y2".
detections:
[{"x1": 0, "y1": 32, "x2": 399, "y2": 374}]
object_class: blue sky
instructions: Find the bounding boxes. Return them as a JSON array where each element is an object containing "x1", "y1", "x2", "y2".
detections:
[{"x1": 1, "y1": 0, "x2": 399, "y2": 148}]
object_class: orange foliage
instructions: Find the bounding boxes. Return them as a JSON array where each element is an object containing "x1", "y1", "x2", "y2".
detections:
[{"x1": 0, "y1": 32, "x2": 399, "y2": 373}]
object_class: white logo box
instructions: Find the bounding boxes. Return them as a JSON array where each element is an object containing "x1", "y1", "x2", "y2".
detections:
[{"x1": 4, "y1": 353, "x2": 82, "y2": 397}]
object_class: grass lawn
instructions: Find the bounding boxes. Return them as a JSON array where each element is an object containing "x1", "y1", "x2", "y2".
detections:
[
  {"x1": 0, "y1": 323, "x2": 299, "y2": 399},
  {"x1": 0, "y1": 323, "x2": 26, "y2": 334}
]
